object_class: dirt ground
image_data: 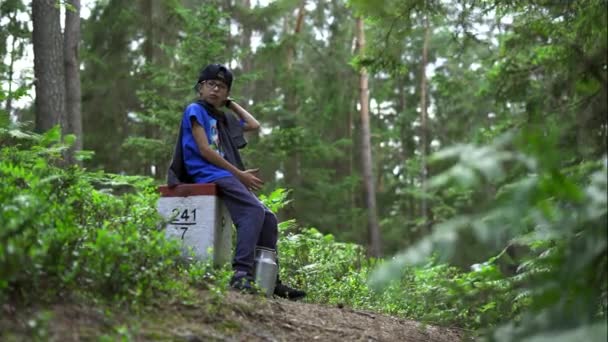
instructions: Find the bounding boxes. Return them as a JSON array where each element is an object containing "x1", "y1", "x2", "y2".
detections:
[{"x1": 1, "y1": 289, "x2": 471, "y2": 341}]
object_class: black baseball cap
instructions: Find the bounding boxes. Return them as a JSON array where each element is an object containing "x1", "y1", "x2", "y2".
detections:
[{"x1": 195, "y1": 63, "x2": 233, "y2": 91}]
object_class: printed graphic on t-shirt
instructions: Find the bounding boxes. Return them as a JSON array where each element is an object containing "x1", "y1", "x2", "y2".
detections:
[{"x1": 209, "y1": 118, "x2": 224, "y2": 157}]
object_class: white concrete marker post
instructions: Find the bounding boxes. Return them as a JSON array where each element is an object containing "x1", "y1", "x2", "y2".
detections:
[{"x1": 157, "y1": 184, "x2": 232, "y2": 266}]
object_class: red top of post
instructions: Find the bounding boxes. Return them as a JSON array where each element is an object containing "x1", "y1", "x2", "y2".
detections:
[{"x1": 158, "y1": 183, "x2": 217, "y2": 197}]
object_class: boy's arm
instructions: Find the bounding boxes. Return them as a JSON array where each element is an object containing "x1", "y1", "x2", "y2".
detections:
[
  {"x1": 191, "y1": 117, "x2": 263, "y2": 190},
  {"x1": 227, "y1": 100, "x2": 260, "y2": 132}
]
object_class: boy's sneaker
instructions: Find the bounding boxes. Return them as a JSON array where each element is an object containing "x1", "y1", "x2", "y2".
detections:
[
  {"x1": 273, "y1": 281, "x2": 306, "y2": 300},
  {"x1": 230, "y1": 271, "x2": 257, "y2": 294}
]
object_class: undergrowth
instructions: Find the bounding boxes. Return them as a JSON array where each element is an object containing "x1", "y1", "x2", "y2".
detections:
[{"x1": 1, "y1": 127, "x2": 606, "y2": 341}]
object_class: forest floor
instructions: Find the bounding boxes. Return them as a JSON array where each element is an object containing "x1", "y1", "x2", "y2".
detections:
[{"x1": 1, "y1": 288, "x2": 470, "y2": 341}]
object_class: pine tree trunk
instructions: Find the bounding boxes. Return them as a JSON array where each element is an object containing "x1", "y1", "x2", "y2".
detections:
[
  {"x1": 349, "y1": 98, "x2": 357, "y2": 232},
  {"x1": 419, "y1": 15, "x2": 431, "y2": 231},
  {"x1": 240, "y1": 0, "x2": 253, "y2": 97},
  {"x1": 64, "y1": 0, "x2": 82, "y2": 164},
  {"x1": 142, "y1": 0, "x2": 166, "y2": 65},
  {"x1": 140, "y1": 0, "x2": 168, "y2": 177},
  {"x1": 282, "y1": 1, "x2": 306, "y2": 219},
  {"x1": 397, "y1": 74, "x2": 413, "y2": 225},
  {"x1": 225, "y1": 0, "x2": 234, "y2": 63},
  {"x1": 356, "y1": 17, "x2": 382, "y2": 257},
  {"x1": 286, "y1": 1, "x2": 306, "y2": 70},
  {"x1": 32, "y1": 0, "x2": 66, "y2": 133},
  {"x1": 5, "y1": 11, "x2": 18, "y2": 116}
]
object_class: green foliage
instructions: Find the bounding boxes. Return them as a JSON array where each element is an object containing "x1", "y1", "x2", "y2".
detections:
[
  {"x1": 278, "y1": 226, "x2": 371, "y2": 306},
  {"x1": 0, "y1": 127, "x2": 183, "y2": 303},
  {"x1": 3, "y1": 1, "x2": 606, "y2": 339},
  {"x1": 2, "y1": 126, "x2": 604, "y2": 338},
  {"x1": 277, "y1": 222, "x2": 523, "y2": 330},
  {"x1": 123, "y1": 2, "x2": 228, "y2": 179},
  {"x1": 370, "y1": 131, "x2": 607, "y2": 339},
  {"x1": 344, "y1": 0, "x2": 607, "y2": 338},
  {"x1": 259, "y1": 188, "x2": 292, "y2": 213},
  {"x1": 262, "y1": 185, "x2": 510, "y2": 329},
  {"x1": 376, "y1": 259, "x2": 520, "y2": 328},
  {"x1": 237, "y1": 0, "x2": 367, "y2": 246}
]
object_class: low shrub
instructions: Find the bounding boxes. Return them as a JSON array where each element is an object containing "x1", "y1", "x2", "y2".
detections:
[
  {"x1": 0, "y1": 127, "x2": 182, "y2": 303},
  {"x1": 277, "y1": 224, "x2": 522, "y2": 330}
]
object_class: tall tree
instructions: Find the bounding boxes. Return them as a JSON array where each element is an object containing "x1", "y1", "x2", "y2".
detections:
[
  {"x1": 241, "y1": 0, "x2": 364, "y2": 239},
  {"x1": 286, "y1": 0, "x2": 306, "y2": 70},
  {"x1": 80, "y1": 1, "x2": 141, "y2": 172},
  {"x1": 64, "y1": 0, "x2": 82, "y2": 162},
  {"x1": 32, "y1": 0, "x2": 65, "y2": 133},
  {"x1": 281, "y1": 0, "x2": 307, "y2": 219},
  {"x1": 3, "y1": 7, "x2": 17, "y2": 116},
  {"x1": 356, "y1": 17, "x2": 382, "y2": 257},
  {"x1": 238, "y1": 0, "x2": 253, "y2": 98},
  {"x1": 419, "y1": 14, "x2": 430, "y2": 230},
  {"x1": 1, "y1": 0, "x2": 29, "y2": 118},
  {"x1": 121, "y1": 3, "x2": 227, "y2": 179}
]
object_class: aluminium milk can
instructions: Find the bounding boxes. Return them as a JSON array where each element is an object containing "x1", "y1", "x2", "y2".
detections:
[{"x1": 254, "y1": 247, "x2": 278, "y2": 297}]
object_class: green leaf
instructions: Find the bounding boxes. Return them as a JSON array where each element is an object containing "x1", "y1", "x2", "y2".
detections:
[{"x1": 520, "y1": 322, "x2": 607, "y2": 342}]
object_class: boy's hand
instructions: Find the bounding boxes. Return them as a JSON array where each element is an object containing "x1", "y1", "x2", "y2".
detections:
[
  {"x1": 237, "y1": 168, "x2": 264, "y2": 191},
  {"x1": 225, "y1": 97, "x2": 233, "y2": 108}
]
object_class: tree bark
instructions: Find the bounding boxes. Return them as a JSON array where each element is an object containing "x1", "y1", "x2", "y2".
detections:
[
  {"x1": 140, "y1": 0, "x2": 172, "y2": 177},
  {"x1": 356, "y1": 17, "x2": 382, "y2": 257},
  {"x1": 64, "y1": 0, "x2": 82, "y2": 164},
  {"x1": 419, "y1": 15, "x2": 431, "y2": 231},
  {"x1": 141, "y1": 0, "x2": 166, "y2": 65},
  {"x1": 5, "y1": 10, "x2": 18, "y2": 116},
  {"x1": 32, "y1": 0, "x2": 66, "y2": 133},
  {"x1": 240, "y1": 0, "x2": 253, "y2": 98},
  {"x1": 286, "y1": 1, "x2": 306, "y2": 71},
  {"x1": 282, "y1": 1, "x2": 306, "y2": 219},
  {"x1": 225, "y1": 0, "x2": 234, "y2": 63}
]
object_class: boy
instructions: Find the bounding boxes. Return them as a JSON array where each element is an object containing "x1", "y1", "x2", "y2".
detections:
[{"x1": 173, "y1": 63, "x2": 305, "y2": 300}]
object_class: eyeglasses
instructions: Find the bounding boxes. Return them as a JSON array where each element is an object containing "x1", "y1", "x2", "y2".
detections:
[{"x1": 203, "y1": 80, "x2": 228, "y2": 91}]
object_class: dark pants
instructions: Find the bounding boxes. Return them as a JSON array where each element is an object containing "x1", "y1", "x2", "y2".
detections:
[{"x1": 213, "y1": 176, "x2": 278, "y2": 275}]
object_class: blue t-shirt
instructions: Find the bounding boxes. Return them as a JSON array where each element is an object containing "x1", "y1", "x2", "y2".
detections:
[{"x1": 181, "y1": 103, "x2": 232, "y2": 183}]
